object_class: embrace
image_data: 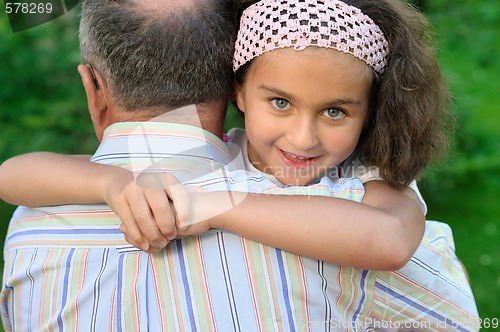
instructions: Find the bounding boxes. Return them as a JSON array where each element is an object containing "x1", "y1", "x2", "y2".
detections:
[{"x1": 0, "y1": 0, "x2": 480, "y2": 331}]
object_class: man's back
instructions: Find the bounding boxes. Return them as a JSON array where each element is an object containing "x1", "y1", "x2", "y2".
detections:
[
  {"x1": 1, "y1": 122, "x2": 373, "y2": 331},
  {"x1": 2, "y1": 122, "x2": 480, "y2": 331}
]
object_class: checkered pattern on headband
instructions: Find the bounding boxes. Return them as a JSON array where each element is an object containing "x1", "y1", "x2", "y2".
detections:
[{"x1": 233, "y1": 0, "x2": 389, "y2": 74}]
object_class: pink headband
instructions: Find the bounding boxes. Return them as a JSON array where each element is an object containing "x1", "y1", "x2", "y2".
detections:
[{"x1": 233, "y1": 0, "x2": 389, "y2": 74}]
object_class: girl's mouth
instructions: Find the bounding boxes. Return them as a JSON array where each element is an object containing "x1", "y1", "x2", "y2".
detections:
[{"x1": 277, "y1": 148, "x2": 321, "y2": 168}]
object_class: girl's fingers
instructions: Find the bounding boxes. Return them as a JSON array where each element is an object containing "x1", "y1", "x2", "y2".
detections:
[
  {"x1": 115, "y1": 200, "x2": 150, "y2": 251},
  {"x1": 163, "y1": 173, "x2": 192, "y2": 228},
  {"x1": 128, "y1": 189, "x2": 169, "y2": 250},
  {"x1": 143, "y1": 188, "x2": 177, "y2": 241},
  {"x1": 122, "y1": 229, "x2": 162, "y2": 254}
]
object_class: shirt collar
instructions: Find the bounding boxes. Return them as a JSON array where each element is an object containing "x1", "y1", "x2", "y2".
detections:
[{"x1": 92, "y1": 122, "x2": 231, "y2": 168}]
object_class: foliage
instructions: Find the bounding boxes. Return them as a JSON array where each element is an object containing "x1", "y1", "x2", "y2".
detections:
[
  {"x1": 0, "y1": 10, "x2": 98, "y2": 163},
  {"x1": 0, "y1": 1, "x2": 499, "y2": 329},
  {"x1": 418, "y1": 0, "x2": 500, "y2": 327}
]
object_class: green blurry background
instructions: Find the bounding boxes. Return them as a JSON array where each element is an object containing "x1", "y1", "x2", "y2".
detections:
[{"x1": 0, "y1": 0, "x2": 499, "y2": 329}]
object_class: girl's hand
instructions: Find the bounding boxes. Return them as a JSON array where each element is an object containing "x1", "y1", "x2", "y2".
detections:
[
  {"x1": 102, "y1": 169, "x2": 182, "y2": 253},
  {"x1": 136, "y1": 174, "x2": 242, "y2": 239}
]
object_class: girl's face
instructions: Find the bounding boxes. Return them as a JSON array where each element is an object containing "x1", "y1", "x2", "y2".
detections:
[{"x1": 235, "y1": 47, "x2": 372, "y2": 186}]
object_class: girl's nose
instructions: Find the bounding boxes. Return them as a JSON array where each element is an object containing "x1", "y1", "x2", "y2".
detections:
[{"x1": 286, "y1": 117, "x2": 318, "y2": 151}]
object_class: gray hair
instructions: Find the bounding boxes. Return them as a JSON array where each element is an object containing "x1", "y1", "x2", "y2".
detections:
[{"x1": 79, "y1": 0, "x2": 237, "y2": 111}]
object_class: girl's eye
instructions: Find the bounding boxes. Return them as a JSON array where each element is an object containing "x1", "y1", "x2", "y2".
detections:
[
  {"x1": 271, "y1": 98, "x2": 291, "y2": 110},
  {"x1": 323, "y1": 108, "x2": 345, "y2": 120}
]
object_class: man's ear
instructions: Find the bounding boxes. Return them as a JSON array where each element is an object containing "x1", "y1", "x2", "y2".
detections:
[
  {"x1": 78, "y1": 64, "x2": 108, "y2": 127},
  {"x1": 78, "y1": 64, "x2": 110, "y2": 140}
]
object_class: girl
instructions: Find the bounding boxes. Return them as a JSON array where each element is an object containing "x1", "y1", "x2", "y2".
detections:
[{"x1": 0, "y1": 0, "x2": 449, "y2": 270}]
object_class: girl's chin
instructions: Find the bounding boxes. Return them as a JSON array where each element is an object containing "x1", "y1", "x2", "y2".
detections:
[{"x1": 272, "y1": 165, "x2": 319, "y2": 186}]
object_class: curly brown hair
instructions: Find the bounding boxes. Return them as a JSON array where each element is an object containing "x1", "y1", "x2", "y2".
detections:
[{"x1": 234, "y1": 0, "x2": 451, "y2": 189}]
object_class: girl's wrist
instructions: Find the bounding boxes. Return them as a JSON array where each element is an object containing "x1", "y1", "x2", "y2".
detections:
[
  {"x1": 199, "y1": 191, "x2": 248, "y2": 230},
  {"x1": 183, "y1": 190, "x2": 242, "y2": 230},
  {"x1": 98, "y1": 165, "x2": 133, "y2": 205}
]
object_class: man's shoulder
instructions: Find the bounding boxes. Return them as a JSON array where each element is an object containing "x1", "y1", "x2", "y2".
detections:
[
  {"x1": 11, "y1": 203, "x2": 112, "y2": 218},
  {"x1": 5, "y1": 204, "x2": 124, "y2": 253}
]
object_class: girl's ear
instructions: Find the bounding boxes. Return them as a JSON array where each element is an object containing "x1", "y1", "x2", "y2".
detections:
[{"x1": 233, "y1": 82, "x2": 245, "y2": 113}]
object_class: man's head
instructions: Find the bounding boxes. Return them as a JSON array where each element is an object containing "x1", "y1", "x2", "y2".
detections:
[{"x1": 78, "y1": 0, "x2": 237, "y2": 138}]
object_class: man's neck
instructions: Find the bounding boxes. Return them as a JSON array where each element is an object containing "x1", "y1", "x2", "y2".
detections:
[{"x1": 106, "y1": 101, "x2": 227, "y2": 140}]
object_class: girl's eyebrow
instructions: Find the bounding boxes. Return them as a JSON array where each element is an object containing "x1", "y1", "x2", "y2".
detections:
[
  {"x1": 258, "y1": 85, "x2": 294, "y2": 100},
  {"x1": 330, "y1": 99, "x2": 362, "y2": 105},
  {"x1": 258, "y1": 85, "x2": 362, "y2": 106}
]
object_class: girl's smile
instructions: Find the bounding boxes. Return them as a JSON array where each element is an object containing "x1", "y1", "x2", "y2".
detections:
[
  {"x1": 277, "y1": 147, "x2": 322, "y2": 169},
  {"x1": 236, "y1": 47, "x2": 373, "y2": 186}
]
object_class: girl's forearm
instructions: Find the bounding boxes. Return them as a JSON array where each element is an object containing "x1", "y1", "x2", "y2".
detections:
[
  {"x1": 0, "y1": 152, "x2": 124, "y2": 206},
  {"x1": 201, "y1": 182, "x2": 424, "y2": 271}
]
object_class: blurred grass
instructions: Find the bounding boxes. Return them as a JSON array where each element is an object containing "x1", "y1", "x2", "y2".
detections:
[{"x1": 0, "y1": 0, "x2": 499, "y2": 330}]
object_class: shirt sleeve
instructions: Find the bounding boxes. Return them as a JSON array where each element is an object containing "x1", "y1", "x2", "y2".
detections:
[{"x1": 369, "y1": 220, "x2": 481, "y2": 331}]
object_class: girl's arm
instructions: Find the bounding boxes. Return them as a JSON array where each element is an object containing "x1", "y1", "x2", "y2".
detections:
[
  {"x1": 0, "y1": 152, "x2": 104, "y2": 206},
  {"x1": 0, "y1": 152, "x2": 177, "y2": 251},
  {"x1": 0, "y1": 153, "x2": 424, "y2": 269},
  {"x1": 180, "y1": 180, "x2": 425, "y2": 271}
]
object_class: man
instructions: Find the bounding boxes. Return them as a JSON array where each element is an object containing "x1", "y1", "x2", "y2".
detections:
[{"x1": 0, "y1": 0, "x2": 479, "y2": 331}]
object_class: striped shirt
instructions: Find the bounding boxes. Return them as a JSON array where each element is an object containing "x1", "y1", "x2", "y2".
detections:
[{"x1": 1, "y1": 122, "x2": 479, "y2": 331}]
